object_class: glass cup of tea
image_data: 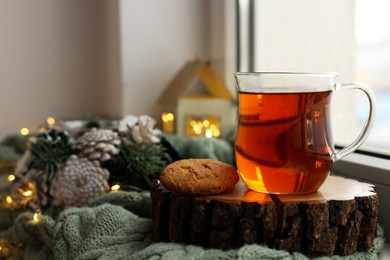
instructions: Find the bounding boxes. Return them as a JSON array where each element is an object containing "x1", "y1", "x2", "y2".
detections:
[{"x1": 235, "y1": 72, "x2": 376, "y2": 194}]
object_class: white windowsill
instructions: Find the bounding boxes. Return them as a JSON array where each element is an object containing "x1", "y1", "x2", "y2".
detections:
[{"x1": 333, "y1": 152, "x2": 390, "y2": 185}]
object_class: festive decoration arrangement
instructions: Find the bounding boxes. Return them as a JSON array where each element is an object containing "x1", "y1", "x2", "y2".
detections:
[
  {"x1": 0, "y1": 115, "x2": 385, "y2": 259},
  {"x1": 0, "y1": 115, "x2": 171, "y2": 215},
  {"x1": 0, "y1": 114, "x2": 238, "y2": 258}
]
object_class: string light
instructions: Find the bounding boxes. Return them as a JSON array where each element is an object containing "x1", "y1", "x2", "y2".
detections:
[
  {"x1": 22, "y1": 190, "x2": 32, "y2": 197},
  {"x1": 7, "y1": 174, "x2": 15, "y2": 182},
  {"x1": 32, "y1": 210, "x2": 41, "y2": 223},
  {"x1": 3, "y1": 195, "x2": 15, "y2": 210},
  {"x1": 161, "y1": 113, "x2": 174, "y2": 122},
  {"x1": 209, "y1": 124, "x2": 220, "y2": 137},
  {"x1": 46, "y1": 117, "x2": 55, "y2": 126},
  {"x1": 5, "y1": 196, "x2": 12, "y2": 205},
  {"x1": 0, "y1": 239, "x2": 7, "y2": 254},
  {"x1": 187, "y1": 117, "x2": 221, "y2": 138},
  {"x1": 20, "y1": 128, "x2": 29, "y2": 136},
  {"x1": 0, "y1": 239, "x2": 10, "y2": 256},
  {"x1": 205, "y1": 129, "x2": 213, "y2": 138},
  {"x1": 111, "y1": 184, "x2": 120, "y2": 192},
  {"x1": 162, "y1": 112, "x2": 175, "y2": 134}
]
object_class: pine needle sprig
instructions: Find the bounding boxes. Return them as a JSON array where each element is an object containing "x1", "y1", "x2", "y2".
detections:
[
  {"x1": 104, "y1": 142, "x2": 171, "y2": 190},
  {"x1": 29, "y1": 130, "x2": 73, "y2": 181}
]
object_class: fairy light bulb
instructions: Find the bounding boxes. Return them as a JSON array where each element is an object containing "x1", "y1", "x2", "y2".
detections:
[
  {"x1": 205, "y1": 129, "x2": 213, "y2": 138},
  {"x1": 0, "y1": 239, "x2": 10, "y2": 255},
  {"x1": 7, "y1": 174, "x2": 15, "y2": 182},
  {"x1": 162, "y1": 113, "x2": 174, "y2": 122},
  {"x1": 33, "y1": 210, "x2": 41, "y2": 223},
  {"x1": 23, "y1": 190, "x2": 32, "y2": 197},
  {"x1": 20, "y1": 128, "x2": 29, "y2": 136},
  {"x1": 111, "y1": 184, "x2": 120, "y2": 192},
  {"x1": 47, "y1": 117, "x2": 55, "y2": 126},
  {"x1": 6, "y1": 196, "x2": 12, "y2": 204}
]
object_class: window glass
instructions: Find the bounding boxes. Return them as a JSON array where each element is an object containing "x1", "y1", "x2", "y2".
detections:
[
  {"x1": 241, "y1": 0, "x2": 390, "y2": 156},
  {"x1": 354, "y1": 0, "x2": 390, "y2": 155}
]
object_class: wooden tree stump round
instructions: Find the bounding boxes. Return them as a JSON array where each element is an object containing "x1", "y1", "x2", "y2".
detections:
[{"x1": 151, "y1": 175, "x2": 378, "y2": 257}]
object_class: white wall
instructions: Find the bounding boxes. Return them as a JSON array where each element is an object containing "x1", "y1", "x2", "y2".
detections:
[
  {"x1": 101, "y1": 0, "x2": 122, "y2": 118},
  {"x1": 0, "y1": 0, "x2": 109, "y2": 136},
  {"x1": 0, "y1": 0, "x2": 213, "y2": 139},
  {"x1": 119, "y1": 0, "x2": 210, "y2": 120},
  {"x1": 0, "y1": 0, "x2": 108, "y2": 138}
]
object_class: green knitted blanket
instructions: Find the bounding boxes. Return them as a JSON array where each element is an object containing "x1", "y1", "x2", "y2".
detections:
[{"x1": 0, "y1": 191, "x2": 385, "y2": 260}]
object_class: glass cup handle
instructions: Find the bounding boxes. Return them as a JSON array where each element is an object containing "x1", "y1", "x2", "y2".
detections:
[{"x1": 332, "y1": 82, "x2": 376, "y2": 161}]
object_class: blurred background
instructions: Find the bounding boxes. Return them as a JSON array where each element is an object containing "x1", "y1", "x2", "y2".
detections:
[
  {"x1": 0, "y1": 0, "x2": 232, "y2": 139},
  {"x1": 0, "y1": 0, "x2": 389, "y2": 156}
]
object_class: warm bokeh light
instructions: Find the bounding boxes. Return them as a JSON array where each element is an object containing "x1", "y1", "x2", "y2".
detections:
[
  {"x1": 33, "y1": 210, "x2": 41, "y2": 223},
  {"x1": 20, "y1": 128, "x2": 29, "y2": 136},
  {"x1": 23, "y1": 190, "x2": 32, "y2": 197},
  {"x1": 212, "y1": 127, "x2": 220, "y2": 137},
  {"x1": 205, "y1": 129, "x2": 213, "y2": 138},
  {"x1": 162, "y1": 112, "x2": 174, "y2": 122},
  {"x1": 193, "y1": 124, "x2": 202, "y2": 135},
  {"x1": 6, "y1": 196, "x2": 12, "y2": 204},
  {"x1": 186, "y1": 116, "x2": 221, "y2": 138},
  {"x1": 7, "y1": 174, "x2": 15, "y2": 182},
  {"x1": 111, "y1": 184, "x2": 120, "y2": 192},
  {"x1": 162, "y1": 112, "x2": 175, "y2": 134},
  {"x1": 46, "y1": 117, "x2": 55, "y2": 125}
]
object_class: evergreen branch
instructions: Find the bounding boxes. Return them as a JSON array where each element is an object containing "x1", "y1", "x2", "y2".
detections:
[{"x1": 104, "y1": 142, "x2": 171, "y2": 190}]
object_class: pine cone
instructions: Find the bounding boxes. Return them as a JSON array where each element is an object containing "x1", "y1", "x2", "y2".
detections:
[
  {"x1": 50, "y1": 155, "x2": 109, "y2": 207},
  {"x1": 121, "y1": 115, "x2": 162, "y2": 144},
  {"x1": 9, "y1": 179, "x2": 36, "y2": 210},
  {"x1": 74, "y1": 128, "x2": 121, "y2": 162},
  {"x1": 9, "y1": 169, "x2": 49, "y2": 211},
  {"x1": 26, "y1": 169, "x2": 50, "y2": 208}
]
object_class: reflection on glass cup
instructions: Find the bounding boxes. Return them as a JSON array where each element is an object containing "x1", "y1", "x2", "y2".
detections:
[{"x1": 235, "y1": 72, "x2": 376, "y2": 194}]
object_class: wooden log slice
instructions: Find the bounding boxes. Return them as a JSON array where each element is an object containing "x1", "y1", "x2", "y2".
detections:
[{"x1": 151, "y1": 175, "x2": 378, "y2": 257}]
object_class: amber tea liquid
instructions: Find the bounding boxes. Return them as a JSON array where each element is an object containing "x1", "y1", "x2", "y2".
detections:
[{"x1": 235, "y1": 91, "x2": 334, "y2": 194}]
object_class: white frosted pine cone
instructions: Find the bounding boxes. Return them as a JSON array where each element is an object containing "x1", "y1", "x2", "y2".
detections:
[
  {"x1": 74, "y1": 128, "x2": 121, "y2": 162},
  {"x1": 122, "y1": 115, "x2": 162, "y2": 144},
  {"x1": 49, "y1": 155, "x2": 110, "y2": 208}
]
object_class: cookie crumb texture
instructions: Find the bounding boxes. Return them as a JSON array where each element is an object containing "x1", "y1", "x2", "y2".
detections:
[{"x1": 159, "y1": 159, "x2": 239, "y2": 195}]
